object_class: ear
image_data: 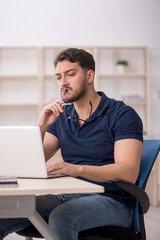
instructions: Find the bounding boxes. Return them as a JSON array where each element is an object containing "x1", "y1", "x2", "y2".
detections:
[{"x1": 86, "y1": 70, "x2": 94, "y2": 83}]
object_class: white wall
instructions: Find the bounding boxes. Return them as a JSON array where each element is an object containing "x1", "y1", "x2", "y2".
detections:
[
  {"x1": 0, "y1": 0, "x2": 160, "y2": 179},
  {"x1": 0, "y1": 0, "x2": 160, "y2": 47}
]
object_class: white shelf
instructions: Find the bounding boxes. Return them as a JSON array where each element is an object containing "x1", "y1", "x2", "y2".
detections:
[
  {"x1": 0, "y1": 75, "x2": 38, "y2": 80},
  {"x1": 43, "y1": 75, "x2": 55, "y2": 79},
  {"x1": 0, "y1": 103, "x2": 38, "y2": 107},
  {"x1": 98, "y1": 73, "x2": 146, "y2": 78},
  {"x1": 124, "y1": 100, "x2": 147, "y2": 105}
]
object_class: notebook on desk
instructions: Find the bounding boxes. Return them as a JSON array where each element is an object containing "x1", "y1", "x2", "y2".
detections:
[{"x1": 0, "y1": 126, "x2": 63, "y2": 178}]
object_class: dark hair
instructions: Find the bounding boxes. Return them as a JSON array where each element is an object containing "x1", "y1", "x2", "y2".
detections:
[{"x1": 54, "y1": 48, "x2": 95, "y2": 72}]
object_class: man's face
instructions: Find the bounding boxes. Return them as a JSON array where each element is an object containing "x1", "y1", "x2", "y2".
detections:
[{"x1": 55, "y1": 60, "x2": 87, "y2": 103}]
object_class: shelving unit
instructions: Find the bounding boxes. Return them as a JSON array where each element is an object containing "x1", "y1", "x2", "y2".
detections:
[{"x1": 0, "y1": 46, "x2": 150, "y2": 134}]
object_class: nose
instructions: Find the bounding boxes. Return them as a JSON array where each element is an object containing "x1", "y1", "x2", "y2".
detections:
[{"x1": 60, "y1": 75, "x2": 69, "y2": 87}]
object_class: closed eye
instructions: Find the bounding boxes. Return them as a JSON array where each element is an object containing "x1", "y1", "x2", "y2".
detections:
[
  {"x1": 55, "y1": 75, "x2": 61, "y2": 80},
  {"x1": 68, "y1": 72, "x2": 75, "y2": 77}
]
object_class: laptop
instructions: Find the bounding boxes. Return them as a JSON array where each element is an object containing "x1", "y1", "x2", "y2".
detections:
[{"x1": 0, "y1": 126, "x2": 62, "y2": 178}]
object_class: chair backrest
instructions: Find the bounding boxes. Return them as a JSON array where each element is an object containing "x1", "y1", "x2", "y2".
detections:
[{"x1": 133, "y1": 139, "x2": 160, "y2": 232}]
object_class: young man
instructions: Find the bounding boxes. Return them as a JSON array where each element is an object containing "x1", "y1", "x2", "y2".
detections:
[{"x1": 0, "y1": 48, "x2": 143, "y2": 240}]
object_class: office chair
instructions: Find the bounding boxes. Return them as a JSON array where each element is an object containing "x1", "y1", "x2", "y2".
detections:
[{"x1": 16, "y1": 139, "x2": 160, "y2": 240}]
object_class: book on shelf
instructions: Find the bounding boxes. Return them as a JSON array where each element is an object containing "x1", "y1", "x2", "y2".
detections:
[{"x1": 0, "y1": 177, "x2": 18, "y2": 187}]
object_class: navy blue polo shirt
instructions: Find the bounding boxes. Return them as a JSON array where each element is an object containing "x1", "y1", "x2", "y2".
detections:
[{"x1": 47, "y1": 92, "x2": 143, "y2": 207}]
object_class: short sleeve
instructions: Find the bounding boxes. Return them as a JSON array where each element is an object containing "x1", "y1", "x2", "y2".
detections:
[
  {"x1": 47, "y1": 121, "x2": 58, "y2": 138},
  {"x1": 113, "y1": 107, "x2": 143, "y2": 142}
]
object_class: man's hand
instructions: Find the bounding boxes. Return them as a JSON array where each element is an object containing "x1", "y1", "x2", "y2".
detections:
[
  {"x1": 46, "y1": 160, "x2": 82, "y2": 177},
  {"x1": 37, "y1": 100, "x2": 64, "y2": 132}
]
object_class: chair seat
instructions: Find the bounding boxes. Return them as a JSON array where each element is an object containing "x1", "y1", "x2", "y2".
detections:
[
  {"x1": 17, "y1": 225, "x2": 139, "y2": 240},
  {"x1": 17, "y1": 225, "x2": 43, "y2": 238},
  {"x1": 78, "y1": 226, "x2": 139, "y2": 240}
]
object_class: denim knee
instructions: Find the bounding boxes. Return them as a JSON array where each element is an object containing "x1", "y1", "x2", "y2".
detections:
[
  {"x1": 48, "y1": 194, "x2": 133, "y2": 240},
  {"x1": 48, "y1": 206, "x2": 78, "y2": 240}
]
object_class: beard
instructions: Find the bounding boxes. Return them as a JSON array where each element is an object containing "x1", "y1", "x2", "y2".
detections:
[{"x1": 60, "y1": 76, "x2": 87, "y2": 103}]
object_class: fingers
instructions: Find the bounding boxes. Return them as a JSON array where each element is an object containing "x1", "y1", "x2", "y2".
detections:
[
  {"x1": 47, "y1": 160, "x2": 64, "y2": 175},
  {"x1": 45, "y1": 100, "x2": 64, "y2": 116},
  {"x1": 46, "y1": 161, "x2": 78, "y2": 177},
  {"x1": 37, "y1": 99, "x2": 65, "y2": 128}
]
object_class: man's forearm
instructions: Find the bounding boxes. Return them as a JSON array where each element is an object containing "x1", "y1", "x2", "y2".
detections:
[
  {"x1": 46, "y1": 161, "x2": 139, "y2": 184},
  {"x1": 78, "y1": 163, "x2": 138, "y2": 184}
]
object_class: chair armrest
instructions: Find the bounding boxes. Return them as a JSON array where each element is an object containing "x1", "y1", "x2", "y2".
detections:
[{"x1": 110, "y1": 180, "x2": 150, "y2": 213}]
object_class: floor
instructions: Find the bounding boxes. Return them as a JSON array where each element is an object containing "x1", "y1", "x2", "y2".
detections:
[
  {"x1": 4, "y1": 195, "x2": 160, "y2": 240},
  {"x1": 144, "y1": 204, "x2": 160, "y2": 240}
]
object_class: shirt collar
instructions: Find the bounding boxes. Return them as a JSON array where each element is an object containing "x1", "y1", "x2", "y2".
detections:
[
  {"x1": 94, "y1": 91, "x2": 109, "y2": 116},
  {"x1": 88, "y1": 91, "x2": 109, "y2": 122},
  {"x1": 63, "y1": 91, "x2": 109, "y2": 122}
]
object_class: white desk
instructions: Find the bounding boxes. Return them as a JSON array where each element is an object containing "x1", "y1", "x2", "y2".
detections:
[{"x1": 0, "y1": 177, "x2": 104, "y2": 240}]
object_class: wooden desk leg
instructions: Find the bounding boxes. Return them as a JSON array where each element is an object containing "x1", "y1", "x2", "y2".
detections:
[{"x1": 29, "y1": 211, "x2": 58, "y2": 240}]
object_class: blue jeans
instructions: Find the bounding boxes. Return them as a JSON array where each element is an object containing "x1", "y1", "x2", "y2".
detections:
[{"x1": 0, "y1": 193, "x2": 133, "y2": 240}]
